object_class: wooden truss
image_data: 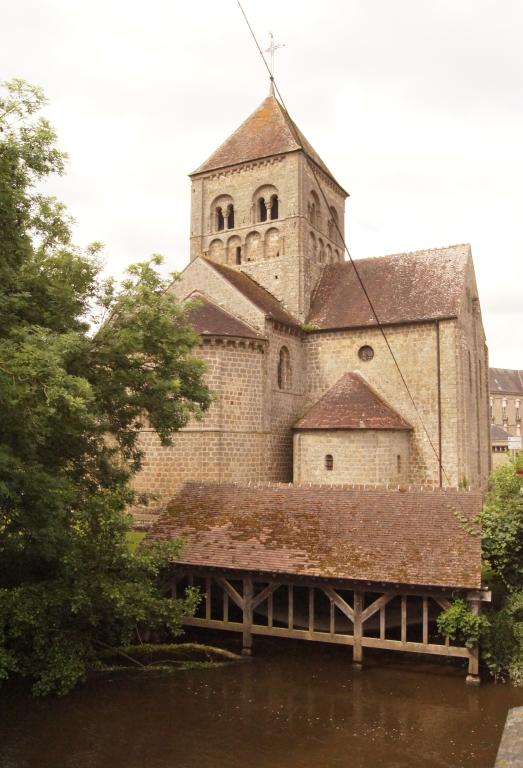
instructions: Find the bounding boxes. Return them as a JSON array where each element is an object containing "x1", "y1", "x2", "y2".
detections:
[{"x1": 172, "y1": 571, "x2": 486, "y2": 684}]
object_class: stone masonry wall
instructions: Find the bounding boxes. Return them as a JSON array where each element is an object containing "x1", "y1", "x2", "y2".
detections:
[
  {"x1": 454, "y1": 256, "x2": 490, "y2": 486},
  {"x1": 189, "y1": 151, "x2": 347, "y2": 321},
  {"x1": 302, "y1": 320, "x2": 459, "y2": 487},
  {"x1": 293, "y1": 429, "x2": 410, "y2": 485},
  {"x1": 132, "y1": 337, "x2": 270, "y2": 507}
]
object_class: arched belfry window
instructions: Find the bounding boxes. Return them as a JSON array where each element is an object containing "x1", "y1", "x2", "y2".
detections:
[
  {"x1": 226, "y1": 204, "x2": 234, "y2": 229},
  {"x1": 277, "y1": 346, "x2": 291, "y2": 390},
  {"x1": 270, "y1": 194, "x2": 279, "y2": 220},
  {"x1": 216, "y1": 206, "x2": 224, "y2": 232},
  {"x1": 258, "y1": 197, "x2": 267, "y2": 222}
]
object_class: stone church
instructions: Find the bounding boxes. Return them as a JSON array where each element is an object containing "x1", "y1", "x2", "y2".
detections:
[
  {"x1": 142, "y1": 92, "x2": 491, "y2": 680},
  {"x1": 134, "y1": 93, "x2": 490, "y2": 508}
]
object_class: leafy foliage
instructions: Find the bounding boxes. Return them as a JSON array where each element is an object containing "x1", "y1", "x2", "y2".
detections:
[
  {"x1": 480, "y1": 454, "x2": 523, "y2": 589},
  {"x1": 436, "y1": 599, "x2": 485, "y2": 649},
  {"x1": 0, "y1": 80, "x2": 210, "y2": 694}
]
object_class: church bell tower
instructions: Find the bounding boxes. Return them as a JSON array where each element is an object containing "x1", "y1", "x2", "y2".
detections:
[{"x1": 189, "y1": 95, "x2": 348, "y2": 321}]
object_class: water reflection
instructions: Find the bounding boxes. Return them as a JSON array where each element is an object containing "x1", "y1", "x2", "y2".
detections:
[{"x1": 1, "y1": 637, "x2": 522, "y2": 768}]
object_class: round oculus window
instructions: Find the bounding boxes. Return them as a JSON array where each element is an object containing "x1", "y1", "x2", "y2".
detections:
[{"x1": 358, "y1": 345, "x2": 374, "y2": 361}]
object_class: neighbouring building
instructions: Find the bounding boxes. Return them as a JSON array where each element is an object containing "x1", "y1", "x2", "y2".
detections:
[
  {"x1": 489, "y1": 368, "x2": 523, "y2": 467},
  {"x1": 141, "y1": 91, "x2": 491, "y2": 681}
]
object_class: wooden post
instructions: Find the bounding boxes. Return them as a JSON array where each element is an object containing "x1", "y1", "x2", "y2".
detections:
[
  {"x1": 422, "y1": 597, "x2": 428, "y2": 645},
  {"x1": 466, "y1": 598, "x2": 481, "y2": 686},
  {"x1": 288, "y1": 584, "x2": 294, "y2": 630},
  {"x1": 401, "y1": 595, "x2": 407, "y2": 645},
  {"x1": 223, "y1": 590, "x2": 229, "y2": 623},
  {"x1": 353, "y1": 591, "x2": 364, "y2": 668},
  {"x1": 380, "y1": 605, "x2": 385, "y2": 640},
  {"x1": 205, "y1": 577, "x2": 211, "y2": 620},
  {"x1": 308, "y1": 587, "x2": 314, "y2": 636},
  {"x1": 242, "y1": 576, "x2": 253, "y2": 656},
  {"x1": 268, "y1": 590, "x2": 273, "y2": 628}
]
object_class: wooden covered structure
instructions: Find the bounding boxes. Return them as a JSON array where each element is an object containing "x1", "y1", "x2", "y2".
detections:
[{"x1": 147, "y1": 481, "x2": 489, "y2": 684}]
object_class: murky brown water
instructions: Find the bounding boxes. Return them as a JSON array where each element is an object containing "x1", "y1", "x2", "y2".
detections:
[{"x1": 2, "y1": 637, "x2": 523, "y2": 768}]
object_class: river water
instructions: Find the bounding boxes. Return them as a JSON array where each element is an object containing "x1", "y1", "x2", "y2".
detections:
[{"x1": 2, "y1": 637, "x2": 523, "y2": 768}]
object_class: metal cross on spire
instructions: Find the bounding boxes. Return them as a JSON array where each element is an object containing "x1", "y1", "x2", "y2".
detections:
[{"x1": 265, "y1": 32, "x2": 285, "y2": 95}]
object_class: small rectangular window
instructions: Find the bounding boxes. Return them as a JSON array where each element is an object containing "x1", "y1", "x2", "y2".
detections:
[{"x1": 325, "y1": 454, "x2": 333, "y2": 471}]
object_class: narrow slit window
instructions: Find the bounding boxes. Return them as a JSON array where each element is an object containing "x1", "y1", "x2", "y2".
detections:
[
  {"x1": 325, "y1": 454, "x2": 334, "y2": 471},
  {"x1": 236, "y1": 246, "x2": 242, "y2": 265}
]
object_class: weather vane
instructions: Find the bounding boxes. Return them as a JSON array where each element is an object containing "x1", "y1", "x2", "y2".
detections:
[{"x1": 265, "y1": 32, "x2": 285, "y2": 95}]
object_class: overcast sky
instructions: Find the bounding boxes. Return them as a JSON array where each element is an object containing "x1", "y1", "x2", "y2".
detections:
[{"x1": 2, "y1": 0, "x2": 522, "y2": 367}]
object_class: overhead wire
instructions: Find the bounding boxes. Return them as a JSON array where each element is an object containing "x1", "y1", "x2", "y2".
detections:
[{"x1": 236, "y1": 0, "x2": 462, "y2": 491}]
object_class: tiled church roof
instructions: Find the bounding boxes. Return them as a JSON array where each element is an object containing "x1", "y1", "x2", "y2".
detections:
[
  {"x1": 205, "y1": 259, "x2": 300, "y2": 328},
  {"x1": 191, "y1": 96, "x2": 346, "y2": 192},
  {"x1": 185, "y1": 294, "x2": 264, "y2": 340},
  {"x1": 489, "y1": 368, "x2": 523, "y2": 394},
  {"x1": 147, "y1": 482, "x2": 482, "y2": 590},
  {"x1": 308, "y1": 245, "x2": 471, "y2": 330},
  {"x1": 294, "y1": 373, "x2": 412, "y2": 431}
]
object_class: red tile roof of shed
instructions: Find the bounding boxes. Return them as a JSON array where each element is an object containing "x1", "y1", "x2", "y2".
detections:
[
  {"x1": 294, "y1": 372, "x2": 412, "y2": 431},
  {"x1": 147, "y1": 482, "x2": 482, "y2": 590},
  {"x1": 308, "y1": 245, "x2": 470, "y2": 330},
  {"x1": 185, "y1": 295, "x2": 264, "y2": 340},
  {"x1": 191, "y1": 96, "x2": 345, "y2": 192}
]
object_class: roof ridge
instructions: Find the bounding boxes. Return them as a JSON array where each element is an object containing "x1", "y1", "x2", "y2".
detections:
[
  {"x1": 178, "y1": 479, "x2": 482, "y2": 494},
  {"x1": 346, "y1": 243, "x2": 471, "y2": 265}
]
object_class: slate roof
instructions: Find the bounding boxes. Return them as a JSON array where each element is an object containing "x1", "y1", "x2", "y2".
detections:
[
  {"x1": 204, "y1": 259, "x2": 300, "y2": 328},
  {"x1": 308, "y1": 245, "x2": 471, "y2": 330},
  {"x1": 489, "y1": 368, "x2": 523, "y2": 394},
  {"x1": 294, "y1": 372, "x2": 412, "y2": 431},
  {"x1": 185, "y1": 294, "x2": 264, "y2": 341},
  {"x1": 491, "y1": 425, "x2": 510, "y2": 443},
  {"x1": 147, "y1": 482, "x2": 483, "y2": 590},
  {"x1": 191, "y1": 96, "x2": 346, "y2": 192}
]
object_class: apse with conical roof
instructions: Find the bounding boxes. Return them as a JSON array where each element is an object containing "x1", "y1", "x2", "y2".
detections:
[{"x1": 188, "y1": 95, "x2": 348, "y2": 321}]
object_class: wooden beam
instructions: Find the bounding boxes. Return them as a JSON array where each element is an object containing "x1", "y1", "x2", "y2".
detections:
[
  {"x1": 242, "y1": 576, "x2": 253, "y2": 655},
  {"x1": 322, "y1": 587, "x2": 354, "y2": 622},
  {"x1": 181, "y1": 617, "x2": 469, "y2": 658},
  {"x1": 466, "y1": 598, "x2": 480, "y2": 683},
  {"x1": 434, "y1": 596, "x2": 451, "y2": 612},
  {"x1": 353, "y1": 591, "x2": 364, "y2": 665},
  {"x1": 252, "y1": 582, "x2": 280, "y2": 610},
  {"x1": 361, "y1": 593, "x2": 395, "y2": 624},
  {"x1": 223, "y1": 590, "x2": 229, "y2": 623},
  {"x1": 216, "y1": 578, "x2": 245, "y2": 610},
  {"x1": 422, "y1": 597, "x2": 428, "y2": 645},
  {"x1": 205, "y1": 577, "x2": 211, "y2": 620},
  {"x1": 401, "y1": 596, "x2": 407, "y2": 644}
]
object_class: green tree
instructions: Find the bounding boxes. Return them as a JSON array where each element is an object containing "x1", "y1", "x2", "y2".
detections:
[{"x1": 0, "y1": 80, "x2": 210, "y2": 694}]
